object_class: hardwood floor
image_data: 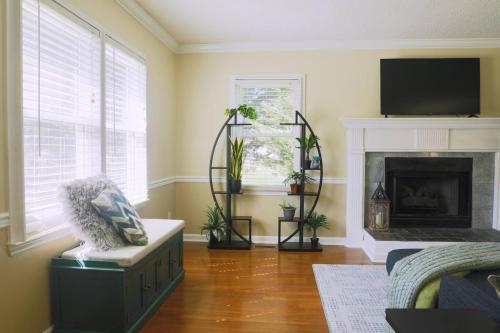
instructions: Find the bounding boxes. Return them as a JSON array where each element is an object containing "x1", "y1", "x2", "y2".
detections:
[{"x1": 141, "y1": 242, "x2": 372, "y2": 333}]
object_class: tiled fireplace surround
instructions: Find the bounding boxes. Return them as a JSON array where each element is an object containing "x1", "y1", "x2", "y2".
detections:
[{"x1": 342, "y1": 118, "x2": 500, "y2": 262}]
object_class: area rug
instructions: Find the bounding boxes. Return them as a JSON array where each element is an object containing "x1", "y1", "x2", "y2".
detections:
[{"x1": 313, "y1": 264, "x2": 390, "y2": 333}]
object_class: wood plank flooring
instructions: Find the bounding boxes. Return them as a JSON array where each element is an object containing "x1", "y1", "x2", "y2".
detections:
[{"x1": 142, "y1": 242, "x2": 372, "y2": 333}]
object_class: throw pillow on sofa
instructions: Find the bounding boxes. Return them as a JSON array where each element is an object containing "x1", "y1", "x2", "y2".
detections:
[
  {"x1": 91, "y1": 185, "x2": 148, "y2": 246},
  {"x1": 61, "y1": 176, "x2": 126, "y2": 251}
]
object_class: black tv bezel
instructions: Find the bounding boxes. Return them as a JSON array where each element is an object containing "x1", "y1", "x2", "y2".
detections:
[{"x1": 380, "y1": 58, "x2": 480, "y2": 117}]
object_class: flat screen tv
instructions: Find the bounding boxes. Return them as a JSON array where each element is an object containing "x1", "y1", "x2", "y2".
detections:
[{"x1": 380, "y1": 58, "x2": 480, "y2": 116}]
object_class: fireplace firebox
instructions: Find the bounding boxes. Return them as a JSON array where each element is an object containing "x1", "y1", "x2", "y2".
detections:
[{"x1": 385, "y1": 157, "x2": 472, "y2": 228}]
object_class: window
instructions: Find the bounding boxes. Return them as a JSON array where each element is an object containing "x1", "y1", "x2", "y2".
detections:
[
  {"x1": 232, "y1": 76, "x2": 304, "y2": 186},
  {"x1": 105, "y1": 38, "x2": 148, "y2": 204},
  {"x1": 19, "y1": 0, "x2": 147, "y2": 236}
]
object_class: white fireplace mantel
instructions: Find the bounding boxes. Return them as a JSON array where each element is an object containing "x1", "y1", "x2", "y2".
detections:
[{"x1": 341, "y1": 117, "x2": 500, "y2": 254}]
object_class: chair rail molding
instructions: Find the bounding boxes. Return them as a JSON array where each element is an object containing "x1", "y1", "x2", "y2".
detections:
[
  {"x1": 341, "y1": 117, "x2": 500, "y2": 252},
  {"x1": 0, "y1": 213, "x2": 9, "y2": 229}
]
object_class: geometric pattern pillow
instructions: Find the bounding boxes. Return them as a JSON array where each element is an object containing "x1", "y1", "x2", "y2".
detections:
[
  {"x1": 91, "y1": 185, "x2": 148, "y2": 246},
  {"x1": 61, "y1": 176, "x2": 126, "y2": 251}
]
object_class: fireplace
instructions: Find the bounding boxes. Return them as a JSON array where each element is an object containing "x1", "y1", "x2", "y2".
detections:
[{"x1": 385, "y1": 157, "x2": 472, "y2": 228}]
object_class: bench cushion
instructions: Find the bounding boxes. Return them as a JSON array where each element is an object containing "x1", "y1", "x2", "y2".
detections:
[{"x1": 62, "y1": 219, "x2": 184, "y2": 267}]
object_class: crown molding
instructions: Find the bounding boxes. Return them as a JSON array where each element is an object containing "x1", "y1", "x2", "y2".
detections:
[
  {"x1": 114, "y1": 0, "x2": 179, "y2": 52},
  {"x1": 177, "y1": 38, "x2": 500, "y2": 54},
  {"x1": 110, "y1": 2, "x2": 500, "y2": 55}
]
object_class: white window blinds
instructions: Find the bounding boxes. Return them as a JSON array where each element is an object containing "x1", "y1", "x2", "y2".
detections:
[
  {"x1": 22, "y1": 0, "x2": 101, "y2": 233},
  {"x1": 233, "y1": 78, "x2": 302, "y2": 186},
  {"x1": 21, "y1": 0, "x2": 148, "y2": 235},
  {"x1": 105, "y1": 38, "x2": 148, "y2": 204}
]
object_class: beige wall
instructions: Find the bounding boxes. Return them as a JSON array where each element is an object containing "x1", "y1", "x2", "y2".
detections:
[
  {"x1": 0, "y1": 0, "x2": 176, "y2": 332},
  {"x1": 175, "y1": 49, "x2": 500, "y2": 238}
]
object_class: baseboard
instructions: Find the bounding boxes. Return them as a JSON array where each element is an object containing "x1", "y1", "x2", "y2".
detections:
[{"x1": 184, "y1": 233, "x2": 346, "y2": 246}]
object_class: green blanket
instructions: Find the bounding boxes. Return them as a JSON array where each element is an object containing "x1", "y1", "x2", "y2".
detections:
[{"x1": 388, "y1": 242, "x2": 500, "y2": 308}]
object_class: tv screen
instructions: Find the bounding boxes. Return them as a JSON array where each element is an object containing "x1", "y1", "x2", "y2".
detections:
[{"x1": 380, "y1": 58, "x2": 480, "y2": 116}]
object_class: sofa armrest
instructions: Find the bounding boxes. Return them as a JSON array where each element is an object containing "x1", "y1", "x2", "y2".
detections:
[
  {"x1": 440, "y1": 275, "x2": 500, "y2": 323},
  {"x1": 386, "y1": 249, "x2": 423, "y2": 275}
]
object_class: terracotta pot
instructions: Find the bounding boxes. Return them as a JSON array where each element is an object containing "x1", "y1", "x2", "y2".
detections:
[{"x1": 290, "y1": 184, "x2": 303, "y2": 194}]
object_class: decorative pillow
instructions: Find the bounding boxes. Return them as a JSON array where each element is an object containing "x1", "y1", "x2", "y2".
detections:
[
  {"x1": 61, "y1": 176, "x2": 126, "y2": 251},
  {"x1": 488, "y1": 275, "x2": 500, "y2": 299},
  {"x1": 91, "y1": 186, "x2": 148, "y2": 246}
]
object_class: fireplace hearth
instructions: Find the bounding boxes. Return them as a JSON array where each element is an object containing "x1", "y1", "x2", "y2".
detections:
[{"x1": 385, "y1": 157, "x2": 472, "y2": 228}]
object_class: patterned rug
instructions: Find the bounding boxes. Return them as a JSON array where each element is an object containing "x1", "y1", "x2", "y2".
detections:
[{"x1": 313, "y1": 264, "x2": 390, "y2": 333}]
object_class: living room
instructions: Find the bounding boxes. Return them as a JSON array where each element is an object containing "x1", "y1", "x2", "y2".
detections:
[{"x1": 1, "y1": 1, "x2": 500, "y2": 332}]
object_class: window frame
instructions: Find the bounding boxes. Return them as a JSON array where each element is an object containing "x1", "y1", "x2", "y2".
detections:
[
  {"x1": 5, "y1": 0, "x2": 149, "y2": 255},
  {"x1": 229, "y1": 74, "x2": 306, "y2": 193}
]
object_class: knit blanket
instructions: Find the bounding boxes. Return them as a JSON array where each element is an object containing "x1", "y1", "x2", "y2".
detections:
[{"x1": 388, "y1": 242, "x2": 500, "y2": 308}]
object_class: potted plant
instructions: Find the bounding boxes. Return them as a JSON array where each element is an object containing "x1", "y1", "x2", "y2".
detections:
[
  {"x1": 224, "y1": 104, "x2": 257, "y2": 120},
  {"x1": 296, "y1": 134, "x2": 320, "y2": 169},
  {"x1": 283, "y1": 171, "x2": 315, "y2": 194},
  {"x1": 229, "y1": 137, "x2": 244, "y2": 193},
  {"x1": 201, "y1": 205, "x2": 226, "y2": 245},
  {"x1": 306, "y1": 210, "x2": 329, "y2": 248},
  {"x1": 279, "y1": 201, "x2": 296, "y2": 220}
]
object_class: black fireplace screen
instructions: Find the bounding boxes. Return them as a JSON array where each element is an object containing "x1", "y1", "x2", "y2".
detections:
[{"x1": 385, "y1": 157, "x2": 472, "y2": 228}]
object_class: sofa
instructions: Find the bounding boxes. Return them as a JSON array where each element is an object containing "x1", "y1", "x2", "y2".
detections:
[{"x1": 386, "y1": 248, "x2": 500, "y2": 324}]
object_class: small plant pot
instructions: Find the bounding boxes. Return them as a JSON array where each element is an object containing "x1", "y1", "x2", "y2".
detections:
[
  {"x1": 305, "y1": 159, "x2": 312, "y2": 169},
  {"x1": 310, "y1": 237, "x2": 319, "y2": 248},
  {"x1": 290, "y1": 184, "x2": 303, "y2": 194},
  {"x1": 209, "y1": 232, "x2": 219, "y2": 245},
  {"x1": 230, "y1": 179, "x2": 242, "y2": 193},
  {"x1": 283, "y1": 207, "x2": 296, "y2": 220}
]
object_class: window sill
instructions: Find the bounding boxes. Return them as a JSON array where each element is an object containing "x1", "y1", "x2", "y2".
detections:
[
  {"x1": 7, "y1": 198, "x2": 149, "y2": 256},
  {"x1": 8, "y1": 223, "x2": 74, "y2": 256},
  {"x1": 133, "y1": 198, "x2": 150, "y2": 210},
  {"x1": 242, "y1": 185, "x2": 289, "y2": 196}
]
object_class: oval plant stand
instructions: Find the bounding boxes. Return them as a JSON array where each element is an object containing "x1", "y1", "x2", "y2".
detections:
[
  {"x1": 208, "y1": 114, "x2": 252, "y2": 249},
  {"x1": 278, "y1": 111, "x2": 324, "y2": 252}
]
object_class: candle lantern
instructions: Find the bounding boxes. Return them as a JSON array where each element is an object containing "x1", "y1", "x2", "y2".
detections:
[{"x1": 368, "y1": 182, "x2": 391, "y2": 232}]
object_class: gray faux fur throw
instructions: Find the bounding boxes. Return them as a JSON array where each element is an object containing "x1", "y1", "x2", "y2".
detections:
[{"x1": 60, "y1": 175, "x2": 126, "y2": 250}]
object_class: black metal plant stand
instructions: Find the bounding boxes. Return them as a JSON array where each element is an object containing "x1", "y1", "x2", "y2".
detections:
[
  {"x1": 278, "y1": 111, "x2": 324, "y2": 252},
  {"x1": 208, "y1": 113, "x2": 252, "y2": 249}
]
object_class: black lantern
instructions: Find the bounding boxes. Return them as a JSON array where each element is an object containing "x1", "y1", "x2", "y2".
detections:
[{"x1": 368, "y1": 182, "x2": 391, "y2": 231}]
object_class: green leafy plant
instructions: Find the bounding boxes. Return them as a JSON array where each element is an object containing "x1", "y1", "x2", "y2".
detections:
[
  {"x1": 296, "y1": 134, "x2": 320, "y2": 159},
  {"x1": 229, "y1": 138, "x2": 245, "y2": 181},
  {"x1": 224, "y1": 104, "x2": 257, "y2": 120},
  {"x1": 282, "y1": 171, "x2": 315, "y2": 185},
  {"x1": 306, "y1": 210, "x2": 329, "y2": 239},
  {"x1": 279, "y1": 201, "x2": 295, "y2": 209},
  {"x1": 201, "y1": 206, "x2": 226, "y2": 242}
]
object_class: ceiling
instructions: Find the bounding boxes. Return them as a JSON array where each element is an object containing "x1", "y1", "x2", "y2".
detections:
[{"x1": 131, "y1": 0, "x2": 500, "y2": 51}]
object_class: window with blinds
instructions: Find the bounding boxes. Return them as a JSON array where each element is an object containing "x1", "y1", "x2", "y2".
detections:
[
  {"x1": 22, "y1": 0, "x2": 101, "y2": 234},
  {"x1": 21, "y1": 0, "x2": 148, "y2": 235},
  {"x1": 105, "y1": 39, "x2": 148, "y2": 204},
  {"x1": 233, "y1": 78, "x2": 303, "y2": 186}
]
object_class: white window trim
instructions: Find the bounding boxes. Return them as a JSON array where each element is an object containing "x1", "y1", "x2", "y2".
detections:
[
  {"x1": 5, "y1": 0, "x2": 149, "y2": 255},
  {"x1": 229, "y1": 74, "x2": 306, "y2": 192}
]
